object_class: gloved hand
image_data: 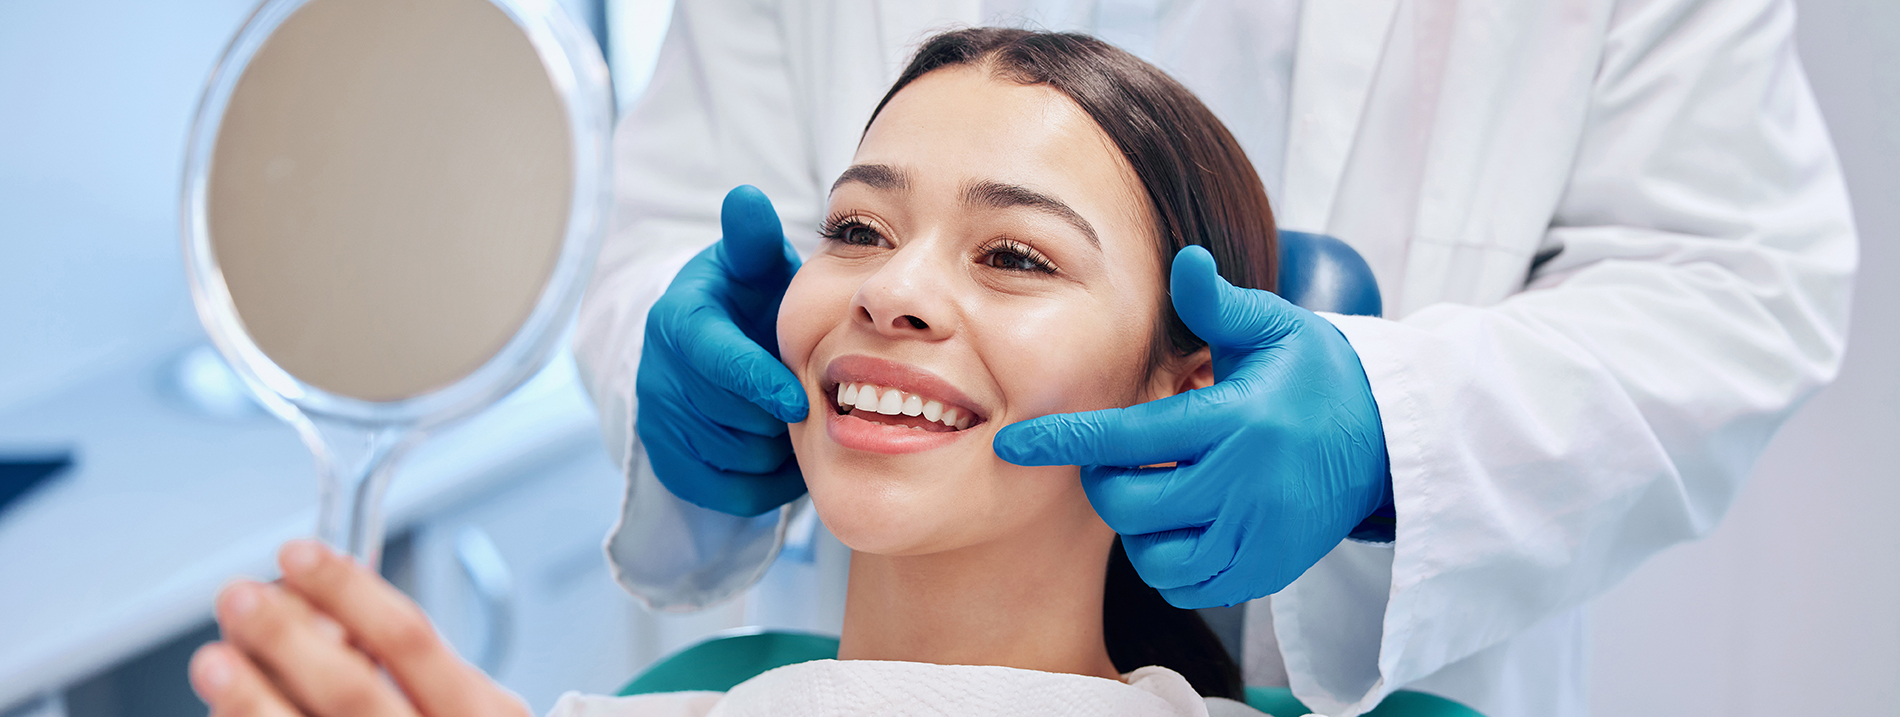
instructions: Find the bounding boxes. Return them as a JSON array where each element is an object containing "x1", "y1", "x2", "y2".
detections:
[
  {"x1": 636, "y1": 185, "x2": 808, "y2": 517},
  {"x1": 993, "y1": 245, "x2": 1393, "y2": 608}
]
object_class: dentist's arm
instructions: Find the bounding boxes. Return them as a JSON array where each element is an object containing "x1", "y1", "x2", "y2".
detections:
[
  {"x1": 1009, "y1": 2, "x2": 1855, "y2": 714},
  {"x1": 572, "y1": 0, "x2": 826, "y2": 610}
]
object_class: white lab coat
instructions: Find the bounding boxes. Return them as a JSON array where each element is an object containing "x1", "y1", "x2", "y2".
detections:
[{"x1": 572, "y1": 1, "x2": 1857, "y2": 716}]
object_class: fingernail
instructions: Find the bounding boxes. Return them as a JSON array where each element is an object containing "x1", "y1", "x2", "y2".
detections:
[
  {"x1": 223, "y1": 582, "x2": 259, "y2": 617},
  {"x1": 193, "y1": 647, "x2": 232, "y2": 693},
  {"x1": 282, "y1": 541, "x2": 322, "y2": 574}
]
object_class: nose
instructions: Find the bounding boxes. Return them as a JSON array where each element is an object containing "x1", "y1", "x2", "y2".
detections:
[{"x1": 852, "y1": 246, "x2": 957, "y2": 341}]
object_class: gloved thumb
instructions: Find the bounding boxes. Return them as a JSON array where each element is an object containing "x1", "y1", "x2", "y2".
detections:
[
  {"x1": 1170, "y1": 245, "x2": 1301, "y2": 352},
  {"x1": 719, "y1": 185, "x2": 799, "y2": 286}
]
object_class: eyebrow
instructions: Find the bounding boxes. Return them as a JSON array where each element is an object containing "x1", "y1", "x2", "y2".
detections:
[
  {"x1": 830, "y1": 163, "x2": 911, "y2": 193},
  {"x1": 829, "y1": 163, "x2": 1100, "y2": 249},
  {"x1": 960, "y1": 179, "x2": 1099, "y2": 248}
]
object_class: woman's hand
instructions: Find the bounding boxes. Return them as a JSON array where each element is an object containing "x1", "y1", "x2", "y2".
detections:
[{"x1": 189, "y1": 541, "x2": 531, "y2": 717}]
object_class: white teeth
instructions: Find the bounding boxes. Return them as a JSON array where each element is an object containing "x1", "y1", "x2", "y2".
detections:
[
  {"x1": 854, "y1": 384, "x2": 881, "y2": 412},
  {"x1": 876, "y1": 388, "x2": 904, "y2": 415},
  {"x1": 837, "y1": 382, "x2": 976, "y2": 429}
]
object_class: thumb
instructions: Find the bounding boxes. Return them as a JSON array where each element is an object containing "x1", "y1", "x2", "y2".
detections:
[
  {"x1": 719, "y1": 185, "x2": 798, "y2": 285},
  {"x1": 1170, "y1": 245, "x2": 1300, "y2": 351}
]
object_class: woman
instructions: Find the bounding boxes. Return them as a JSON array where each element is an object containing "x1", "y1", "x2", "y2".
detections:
[{"x1": 189, "y1": 29, "x2": 1303, "y2": 717}]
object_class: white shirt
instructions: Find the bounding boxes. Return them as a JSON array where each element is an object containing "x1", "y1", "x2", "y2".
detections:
[{"x1": 546, "y1": 660, "x2": 1276, "y2": 717}]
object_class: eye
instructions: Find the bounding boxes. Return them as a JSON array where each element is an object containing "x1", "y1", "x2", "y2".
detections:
[
  {"x1": 978, "y1": 238, "x2": 1057, "y2": 274},
  {"x1": 820, "y1": 214, "x2": 889, "y2": 248}
]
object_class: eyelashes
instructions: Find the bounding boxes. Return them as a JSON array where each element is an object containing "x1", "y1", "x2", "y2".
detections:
[
  {"x1": 819, "y1": 213, "x2": 887, "y2": 247},
  {"x1": 819, "y1": 212, "x2": 1059, "y2": 275},
  {"x1": 975, "y1": 237, "x2": 1057, "y2": 274}
]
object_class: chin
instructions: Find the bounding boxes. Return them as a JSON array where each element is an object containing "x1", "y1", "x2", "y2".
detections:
[
  {"x1": 801, "y1": 459, "x2": 962, "y2": 556},
  {"x1": 789, "y1": 414, "x2": 1094, "y2": 558},
  {"x1": 790, "y1": 417, "x2": 984, "y2": 556}
]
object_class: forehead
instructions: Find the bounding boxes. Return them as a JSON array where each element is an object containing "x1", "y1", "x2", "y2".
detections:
[{"x1": 853, "y1": 67, "x2": 1151, "y2": 240}]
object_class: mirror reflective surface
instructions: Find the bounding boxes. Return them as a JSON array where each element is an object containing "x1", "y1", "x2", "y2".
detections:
[
  {"x1": 210, "y1": 0, "x2": 574, "y2": 402},
  {"x1": 183, "y1": 0, "x2": 611, "y2": 566}
]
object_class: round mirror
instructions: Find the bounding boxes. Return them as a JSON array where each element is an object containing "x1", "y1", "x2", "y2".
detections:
[{"x1": 181, "y1": 0, "x2": 611, "y2": 566}]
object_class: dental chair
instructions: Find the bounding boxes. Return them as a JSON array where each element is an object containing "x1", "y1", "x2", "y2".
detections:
[{"x1": 616, "y1": 233, "x2": 1481, "y2": 716}]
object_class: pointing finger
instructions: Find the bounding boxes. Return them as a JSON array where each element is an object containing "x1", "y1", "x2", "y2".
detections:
[
  {"x1": 992, "y1": 391, "x2": 1218, "y2": 468},
  {"x1": 653, "y1": 295, "x2": 808, "y2": 423}
]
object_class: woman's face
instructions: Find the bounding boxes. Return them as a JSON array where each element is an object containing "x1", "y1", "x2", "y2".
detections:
[{"x1": 779, "y1": 67, "x2": 1181, "y2": 557}]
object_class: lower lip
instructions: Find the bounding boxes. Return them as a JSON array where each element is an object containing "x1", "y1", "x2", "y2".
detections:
[{"x1": 825, "y1": 412, "x2": 968, "y2": 454}]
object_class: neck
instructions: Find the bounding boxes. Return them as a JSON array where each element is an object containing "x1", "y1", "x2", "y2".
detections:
[{"x1": 837, "y1": 510, "x2": 1119, "y2": 680}]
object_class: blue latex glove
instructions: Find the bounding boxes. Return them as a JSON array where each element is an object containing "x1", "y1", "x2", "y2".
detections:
[
  {"x1": 637, "y1": 186, "x2": 809, "y2": 517},
  {"x1": 994, "y1": 245, "x2": 1393, "y2": 608}
]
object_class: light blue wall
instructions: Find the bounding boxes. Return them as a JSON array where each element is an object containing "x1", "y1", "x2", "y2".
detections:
[
  {"x1": 0, "y1": 2, "x2": 259, "y2": 411},
  {"x1": 0, "y1": 0, "x2": 621, "y2": 413}
]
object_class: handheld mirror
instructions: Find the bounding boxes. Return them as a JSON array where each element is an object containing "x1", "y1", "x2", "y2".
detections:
[{"x1": 182, "y1": 0, "x2": 611, "y2": 567}]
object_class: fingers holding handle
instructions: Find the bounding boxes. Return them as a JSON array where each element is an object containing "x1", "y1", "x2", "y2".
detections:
[
  {"x1": 190, "y1": 642, "x2": 311, "y2": 717},
  {"x1": 275, "y1": 541, "x2": 528, "y2": 717},
  {"x1": 202, "y1": 577, "x2": 419, "y2": 717}
]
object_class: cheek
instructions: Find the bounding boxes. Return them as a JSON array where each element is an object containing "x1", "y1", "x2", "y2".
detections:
[
  {"x1": 781, "y1": 260, "x2": 868, "y2": 459},
  {"x1": 977, "y1": 293, "x2": 1154, "y2": 418},
  {"x1": 777, "y1": 262, "x2": 855, "y2": 383}
]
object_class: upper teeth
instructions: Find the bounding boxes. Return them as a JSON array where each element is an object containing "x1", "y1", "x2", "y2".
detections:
[{"x1": 837, "y1": 382, "x2": 973, "y2": 430}]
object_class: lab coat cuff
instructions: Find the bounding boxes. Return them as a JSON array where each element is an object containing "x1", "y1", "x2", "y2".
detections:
[
  {"x1": 1278, "y1": 312, "x2": 1435, "y2": 715},
  {"x1": 603, "y1": 440, "x2": 789, "y2": 612},
  {"x1": 1328, "y1": 313, "x2": 1407, "y2": 547}
]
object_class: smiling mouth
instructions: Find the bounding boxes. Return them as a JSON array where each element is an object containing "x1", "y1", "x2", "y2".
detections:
[{"x1": 830, "y1": 381, "x2": 983, "y2": 432}]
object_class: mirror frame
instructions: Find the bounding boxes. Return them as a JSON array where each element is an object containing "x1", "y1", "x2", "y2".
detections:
[{"x1": 180, "y1": 0, "x2": 612, "y2": 429}]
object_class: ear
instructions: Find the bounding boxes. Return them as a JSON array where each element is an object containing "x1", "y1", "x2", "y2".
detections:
[{"x1": 1164, "y1": 348, "x2": 1214, "y2": 398}]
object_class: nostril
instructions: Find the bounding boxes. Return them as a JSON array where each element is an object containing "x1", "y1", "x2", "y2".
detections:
[{"x1": 902, "y1": 316, "x2": 928, "y2": 330}]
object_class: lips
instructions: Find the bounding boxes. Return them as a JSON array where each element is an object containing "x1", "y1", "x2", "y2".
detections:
[{"x1": 819, "y1": 355, "x2": 989, "y2": 454}]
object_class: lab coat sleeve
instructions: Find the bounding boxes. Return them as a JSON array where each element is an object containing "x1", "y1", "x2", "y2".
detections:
[
  {"x1": 1271, "y1": 0, "x2": 1857, "y2": 713},
  {"x1": 573, "y1": 0, "x2": 824, "y2": 611}
]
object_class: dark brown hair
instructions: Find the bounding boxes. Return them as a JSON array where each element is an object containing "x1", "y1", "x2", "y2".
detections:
[{"x1": 865, "y1": 28, "x2": 1281, "y2": 700}]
